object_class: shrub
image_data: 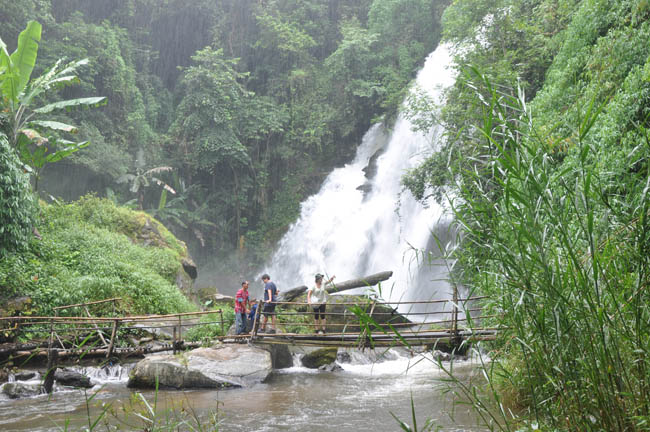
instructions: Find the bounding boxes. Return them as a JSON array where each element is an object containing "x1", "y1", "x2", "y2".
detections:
[
  {"x1": 0, "y1": 197, "x2": 194, "y2": 316},
  {"x1": 0, "y1": 135, "x2": 36, "y2": 257},
  {"x1": 185, "y1": 307, "x2": 235, "y2": 342}
]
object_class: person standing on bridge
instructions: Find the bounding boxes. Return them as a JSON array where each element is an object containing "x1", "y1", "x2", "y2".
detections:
[
  {"x1": 261, "y1": 274, "x2": 279, "y2": 333},
  {"x1": 235, "y1": 281, "x2": 250, "y2": 335},
  {"x1": 308, "y1": 273, "x2": 335, "y2": 335}
]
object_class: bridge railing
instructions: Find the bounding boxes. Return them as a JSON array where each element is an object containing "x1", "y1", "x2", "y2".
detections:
[
  {"x1": 247, "y1": 295, "x2": 495, "y2": 348},
  {"x1": 0, "y1": 294, "x2": 496, "y2": 360}
]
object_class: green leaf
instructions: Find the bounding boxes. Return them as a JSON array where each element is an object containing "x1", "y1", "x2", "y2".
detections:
[
  {"x1": 8, "y1": 20, "x2": 42, "y2": 97},
  {"x1": 158, "y1": 188, "x2": 168, "y2": 210},
  {"x1": 45, "y1": 141, "x2": 89, "y2": 164},
  {"x1": 29, "y1": 120, "x2": 78, "y2": 133},
  {"x1": 34, "y1": 96, "x2": 107, "y2": 114},
  {"x1": 0, "y1": 37, "x2": 10, "y2": 75}
]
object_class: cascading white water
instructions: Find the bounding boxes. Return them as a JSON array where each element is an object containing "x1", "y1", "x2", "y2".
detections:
[{"x1": 266, "y1": 44, "x2": 456, "y2": 314}]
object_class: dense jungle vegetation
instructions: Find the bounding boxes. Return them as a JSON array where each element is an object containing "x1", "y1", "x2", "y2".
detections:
[
  {"x1": 402, "y1": 0, "x2": 650, "y2": 430},
  {"x1": 0, "y1": 0, "x2": 448, "y2": 288},
  {"x1": 3, "y1": 0, "x2": 650, "y2": 429}
]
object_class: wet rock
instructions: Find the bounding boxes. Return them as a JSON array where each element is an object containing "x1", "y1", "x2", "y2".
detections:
[
  {"x1": 54, "y1": 368, "x2": 92, "y2": 388},
  {"x1": 432, "y1": 350, "x2": 451, "y2": 362},
  {"x1": 431, "y1": 350, "x2": 466, "y2": 362},
  {"x1": 138, "y1": 219, "x2": 164, "y2": 247},
  {"x1": 128, "y1": 345, "x2": 272, "y2": 390},
  {"x1": 0, "y1": 369, "x2": 8, "y2": 384},
  {"x1": 14, "y1": 371, "x2": 37, "y2": 381},
  {"x1": 301, "y1": 348, "x2": 338, "y2": 369},
  {"x1": 266, "y1": 344, "x2": 292, "y2": 369},
  {"x1": 318, "y1": 363, "x2": 343, "y2": 372},
  {"x1": 336, "y1": 351, "x2": 352, "y2": 363},
  {"x1": 1, "y1": 296, "x2": 32, "y2": 314},
  {"x1": 1, "y1": 382, "x2": 44, "y2": 398},
  {"x1": 182, "y1": 257, "x2": 198, "y2": 279},
  {"x1": 213, "y1": 293, "x2": 235, "y2": 306}
]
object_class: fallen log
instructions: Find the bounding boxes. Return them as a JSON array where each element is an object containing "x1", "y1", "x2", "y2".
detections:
[
  {"x1": 13, "y1": 341, "x2": 204, "y2": 360},
  {"x1": 0, "y1": 342, "x2": 45, "y2": 362},
  {"x1": 280, "y1": 271, "x2": 393, "y2": 302}
]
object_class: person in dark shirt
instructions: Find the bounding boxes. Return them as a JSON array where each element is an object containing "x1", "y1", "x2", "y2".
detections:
[
  {"x1": 247, "y1": 299, "x2": 260, "y2": 332},
  {"x1": 260, "y1": 274, "x2": 279, "y2": 333}
]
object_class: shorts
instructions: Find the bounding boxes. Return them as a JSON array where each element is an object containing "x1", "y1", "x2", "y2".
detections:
[
  {"x1": 263, "y1": 302, "x2": 276, "y2": 316},
  {"x1": 312, "y1": 304, "x2": 326, "y2": 320}
]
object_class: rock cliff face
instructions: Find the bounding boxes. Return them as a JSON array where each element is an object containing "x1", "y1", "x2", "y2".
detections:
[{"x1": 127, "y1": 345, "x2": 273, "y2": 389}]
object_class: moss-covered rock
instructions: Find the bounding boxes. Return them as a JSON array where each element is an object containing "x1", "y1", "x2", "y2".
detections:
[{"x1": 301, "y1": 347, "x2": 338, "y2": 368}]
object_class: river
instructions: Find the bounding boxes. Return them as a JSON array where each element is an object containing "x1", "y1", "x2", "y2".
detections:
[{"x1": 0, "y1": 349, "x2": 487, "y2": 431}]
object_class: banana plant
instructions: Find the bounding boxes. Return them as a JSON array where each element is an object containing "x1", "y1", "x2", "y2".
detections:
[
  {"x1": 117, "y1": 149, "x2": 176, "y2": 209},
  {"x1": 0, "y1": 20, "x2": 106, "y2": 190}
]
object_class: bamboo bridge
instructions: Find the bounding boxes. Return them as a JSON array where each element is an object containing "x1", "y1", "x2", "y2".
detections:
[{"x1": 0, "y1": 293, "x2": 497, "y2": 364}]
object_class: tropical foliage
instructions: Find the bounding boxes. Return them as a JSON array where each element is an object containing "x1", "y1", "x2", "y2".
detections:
[
  {"x1": 0, "y1": 20, "x2": 105, "y2": 190},
  {"x1": 0, "y1": 0, "x2": 449, "y2": 284},
  {"x1": 0, "y1": 196, "x2": 195, "y2": 316},
  {"x1": 0, "y1": 133, "x2": 36, "y2": 257},
  {"x1": 403, "y1": 0, "x2": 650, "y2": 429}
]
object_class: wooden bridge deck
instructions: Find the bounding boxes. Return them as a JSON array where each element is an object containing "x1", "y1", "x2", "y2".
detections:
[
  {"x1": 242, "y1": 329, "x2": 497, "y2": 348},
  {"x1": 0, "y1": 295, "x2": 495, "y2": 361}
]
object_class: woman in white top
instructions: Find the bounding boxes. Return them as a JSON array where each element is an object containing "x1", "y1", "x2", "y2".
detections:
[{"x1": 307, "y1": 273, "x2": 335, "y2": 335}]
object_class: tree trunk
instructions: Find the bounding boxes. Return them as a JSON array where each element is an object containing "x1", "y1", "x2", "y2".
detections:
[{"x1": 280, "y1": 271, "x2": 393, "y2": 302}]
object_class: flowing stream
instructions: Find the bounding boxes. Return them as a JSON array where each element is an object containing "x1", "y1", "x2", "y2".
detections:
[
  {"x1": 0, "y1": 351, "x2": 486, "y2": 431},
  {"x1": 266, "y1": 44, "x2": 457, "y2": 317}
]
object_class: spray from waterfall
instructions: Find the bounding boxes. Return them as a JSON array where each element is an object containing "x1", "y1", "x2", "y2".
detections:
[{"x1": 265, "y1": 44, "x2": 457, "y2": 315}]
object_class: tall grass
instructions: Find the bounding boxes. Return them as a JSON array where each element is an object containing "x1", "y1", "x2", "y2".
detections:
[
  {"x1": 444, "y1": 67, "x2": 650, "y2": 431},
  {"x1": 58, "y1": 383, "x2": 221, "y2": 431}
]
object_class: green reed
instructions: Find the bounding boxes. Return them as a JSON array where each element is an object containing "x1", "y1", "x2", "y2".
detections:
[{"x1": 442, "y1": 67, "x2": 650, "y2": 431}]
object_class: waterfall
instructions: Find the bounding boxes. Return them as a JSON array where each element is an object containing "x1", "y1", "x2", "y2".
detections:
[{"x1": 266, "y1": 44, "x2": 456, "y2": 315}]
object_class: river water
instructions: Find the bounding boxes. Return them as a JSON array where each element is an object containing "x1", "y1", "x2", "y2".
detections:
[{"x1": 0, "y1": 349, "x2": 487, "y2": 431}]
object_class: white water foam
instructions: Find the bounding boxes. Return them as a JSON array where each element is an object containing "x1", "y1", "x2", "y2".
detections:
[{"x1": 70, "y1": 364, "x2": 133, "y2": 386}]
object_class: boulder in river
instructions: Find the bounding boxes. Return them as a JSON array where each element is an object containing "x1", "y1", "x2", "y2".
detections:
[
  {"x1": 268, "y1": 344, "x2": 293, "y2": 369},
  {"x1": 54, "y1": 368, "x2": 92, "y2": 388},
  {"x1": 14, "y1": 371, "x2": 37, "y2": 381},
  {"x1": 301, "y1": 347, "x2": 338, "y2": 369},
  {"x1": 1, "y1": 382, "x2": 44, "y2": 398},
  {"x1": 128, "y1": 345, "x2": 272, "y2": 390},
  {"x1": 318, "y1": 363, "x2": 343, "y2": 372}
]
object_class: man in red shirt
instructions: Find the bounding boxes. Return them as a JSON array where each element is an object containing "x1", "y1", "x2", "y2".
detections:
[{"x1": 234, "y1": 281, "x2": 250, "y2": 335}]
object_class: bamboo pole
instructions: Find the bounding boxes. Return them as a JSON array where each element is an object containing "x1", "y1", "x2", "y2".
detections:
[
  {"x1": 106, "y1": 319, "x2": 119, "y2": 359},
  {"x1": 272, "y1": 296, "x2": 488, "y2": 306},
  {"x1": 0, "y1": 309, "x2": 225, "y2": 322},
  {"x1": 53, "y1": 297, "x2": 122, "y2": 311},
  {"x1": 44, "y1": 317, "x2": 56, "y2": 394},
  {"x1": 84, "y1": 306, "x2": 108, "y2": 346}
]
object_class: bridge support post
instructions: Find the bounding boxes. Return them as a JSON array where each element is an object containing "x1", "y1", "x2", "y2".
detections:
[
  {"x1": 44, "y1": 317, "x2": 57, "y2": 394},
  {"x1": 173, "y1": 325, "x2": 177, "y2": 354},
  {"x1": 106, "y1": 319, "x2": 119, "y2": 359}
]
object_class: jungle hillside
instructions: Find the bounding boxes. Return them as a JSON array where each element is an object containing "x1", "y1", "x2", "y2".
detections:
[{"x1": 1, "y1": 0, "x2": 448, "y2": 293}]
